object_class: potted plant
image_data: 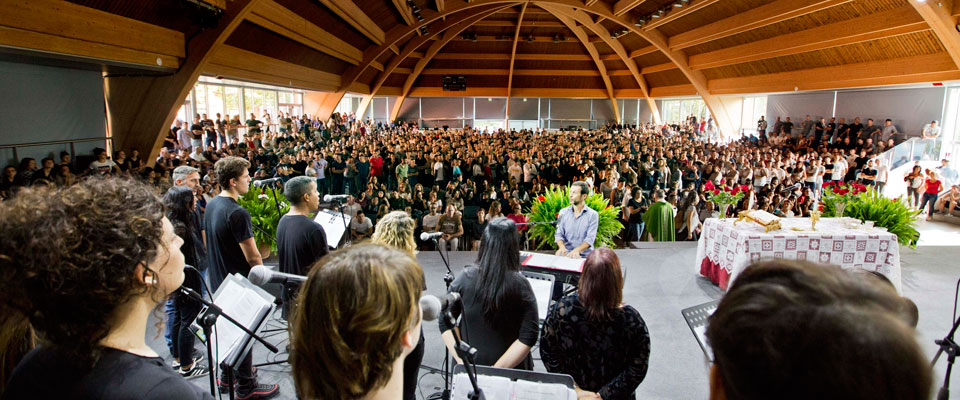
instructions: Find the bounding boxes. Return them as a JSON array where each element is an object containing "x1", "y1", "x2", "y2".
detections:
[
  {"x1": 705, "y1": 180, "x2": 746, "y2": 218},
  {"x1": 525, "y1": 185, "x2": 623, "y2": 250},
  {"x1": 236, "y1": 187, "x2": 290, "y2": 259},
  {"x1": 820, "y1": 181, "x2": 868, "y2": 217}
]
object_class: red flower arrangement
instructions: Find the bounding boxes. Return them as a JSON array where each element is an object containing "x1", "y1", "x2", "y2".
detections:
[{"x1": 537, "y1": 195, "x2": 546, "y2": 202}]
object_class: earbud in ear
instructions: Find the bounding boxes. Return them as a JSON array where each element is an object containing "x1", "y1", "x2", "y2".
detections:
[{"x1": 144, "y1": 276, "x2": 155, "y2": 285}]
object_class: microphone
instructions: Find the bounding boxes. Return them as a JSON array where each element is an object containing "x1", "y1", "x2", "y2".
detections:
[
  {"x1": 252, "y1": 177, "x2": 282, "y2": 187},
  {"x1": 419, "y1": 293, "x2": 462, "y2": 321},
  {"x1": 420, "y1": 231, "x2": 443, "y2": 241},
  {"x1": 248, "y1": 265, "x2": 307, "y2": 286},
  {"x1": 323, "y1": 194, "x2": 349, "y2": 202}
]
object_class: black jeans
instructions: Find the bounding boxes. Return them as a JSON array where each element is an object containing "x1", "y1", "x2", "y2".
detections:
[
  {"x1": 402, "y1": 330, "x2": 425, "y2": 400},
  {"x1": 170, "y1": 270, "x2": 204, "y2": 366}
]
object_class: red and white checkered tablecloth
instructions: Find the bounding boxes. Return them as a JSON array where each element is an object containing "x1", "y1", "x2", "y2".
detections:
[{"x1": 696, "y1": 217, "x2": 902, "y2": 293}]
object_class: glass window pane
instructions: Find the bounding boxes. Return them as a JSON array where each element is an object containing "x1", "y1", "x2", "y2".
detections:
[
  {"x1": 208, "y1": 85, "x2": 225, "y2": 119},
  {"x1": 194, "y1": 84, "x2": 207, "y2": 117},
  {"x1": 224, "y1": 87, "x2": 241, "y2": 117}
]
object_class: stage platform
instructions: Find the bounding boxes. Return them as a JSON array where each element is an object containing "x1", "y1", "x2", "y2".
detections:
[{"x1": 149, "y1": 237, "x2": 960, "y2": 399}]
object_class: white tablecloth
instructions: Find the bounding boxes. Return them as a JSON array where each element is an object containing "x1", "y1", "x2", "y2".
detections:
[{"x1": 696, "y1": 217, "x2": 902, "y2": 293}]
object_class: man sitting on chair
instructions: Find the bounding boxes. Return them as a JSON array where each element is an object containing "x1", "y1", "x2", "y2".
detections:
[
  {"x1": 437, "y1": 204, "x2": 463, "y2": 252},
  {"x1": 555, "y1": 181, "x2": 599, "y2": 259}
]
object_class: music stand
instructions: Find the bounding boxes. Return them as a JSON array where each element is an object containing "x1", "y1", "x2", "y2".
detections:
[
  {"x1": 681, "y1": 300, "x2": 720, "y2": 361},
  {"x1": 521, "y1": 271, "x2": 556, "y2": 323},
  {"x1": 451, "y1": 365, "x2": 576, "y2": 399}
]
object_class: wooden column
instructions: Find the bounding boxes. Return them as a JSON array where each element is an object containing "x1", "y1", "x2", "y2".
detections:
[{"x1": 104, "y1": 0, "x2": 259, "y2": 162}]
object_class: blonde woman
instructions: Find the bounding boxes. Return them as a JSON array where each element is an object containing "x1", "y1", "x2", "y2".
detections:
[{"x1": 370, "y1": 211, "x2": 423, "y2": 400}]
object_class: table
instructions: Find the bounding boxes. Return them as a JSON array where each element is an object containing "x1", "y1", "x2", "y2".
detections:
[{"x1": 696, "y1": 217, "x2": 902, "y2": 293}]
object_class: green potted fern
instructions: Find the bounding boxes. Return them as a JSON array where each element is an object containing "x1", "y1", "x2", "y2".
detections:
[
  {"x1": 236, "y1": 187, "x2": 290, "y2": 259},
  {"x1": 525, "y1": 185, "x2": 624, "y2": 250}
]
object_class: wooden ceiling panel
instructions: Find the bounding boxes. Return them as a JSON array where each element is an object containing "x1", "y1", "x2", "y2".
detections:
[
  {"x1": 684, "y1": 0, "x2": 909, "y2": 55},
  {"x1": 611, "y1": 75, "x2": 642, "y2": 89},
  {"x1": 514, "y1": 59, "x2": 599, "y2": 70},
  {"x1": 383, "y1": 73, "x2": 409, "y2": 87},
  {"x1": 644, "y1": 69, "x2": 690, "y2": 87},
  {"x1": 701, "y1": 30, "x2": 945, "y2": 79},
  {"x1": 515, "y1": 41, "x2": 588, "y2": 54},
  {"x1": 349, "y1": 0, "x2": 405, "y2": 32},
  {"x1": 618, "y1": 34, "x2": 651, "y2": 50},
  {"x1": 603, "y1": 59, "x2": 628, "y2": 70},
  {"x1": 442, "y1": 41, "x2": 513, "y2": 53},
  {"x1": 416, "y1": 74, "x2": 508, "y2": 87},
  {"x1": 429, "y1": 58, "x2": 512, "y2": 69},
  {"x1": 657, "y1": 0, "x2": 774, "y2": 37},
  {"x1": 634, "y1": 52, "x2": 672, "y2": 68},
  {"x1": 358, "y1": 68, "x2": 379, "y2": 85},
  {"x1": 67, "y1": 0, "x2": 202, "y2": 36},
  {"x1": 274, "y1": 0, "x2": 371, "y2": 49},
  {"x1": 226, "y1": 21, "x2": 349, "y2": 75},
  {"x1": 511, "y1": 75, "x2": 607, "y2": 89}
]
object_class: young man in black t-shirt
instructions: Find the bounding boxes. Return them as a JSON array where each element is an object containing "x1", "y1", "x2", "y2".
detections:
[
  {"x1": 276, "y1": 176, "x2": 327, "y2": 318},
  {"x1": 277, "y1": 176, "x2": 327, "y2": 277},
  {"x1": 204, "y1": 156, "x2": 280, "y2": 400}
]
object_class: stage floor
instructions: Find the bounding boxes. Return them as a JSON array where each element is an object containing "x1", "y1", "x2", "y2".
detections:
[{"x1": 149, "y1": 238, "x2": 960, "y2": 399}]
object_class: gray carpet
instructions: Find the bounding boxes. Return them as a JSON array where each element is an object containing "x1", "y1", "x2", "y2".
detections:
[{"x1": 149, "y1": 240, "x2": 960, "y2": 399}]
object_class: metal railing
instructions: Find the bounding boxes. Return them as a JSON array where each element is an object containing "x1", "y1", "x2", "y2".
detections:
[{"x1": 0, "y1": 137, "x2": 114, "y2": 165}]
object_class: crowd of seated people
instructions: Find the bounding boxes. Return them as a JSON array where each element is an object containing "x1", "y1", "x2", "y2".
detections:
[{"x1": 4, "y1": 108, "x2": 958, "y2": 246}]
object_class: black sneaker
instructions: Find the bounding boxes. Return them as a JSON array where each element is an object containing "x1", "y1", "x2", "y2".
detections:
[
  {"x1": 236, "y1": 383, "x2": 280, "y2": 400},
  {"x1": 179, "y1": 363, "x2": 210, "y2": 379},
  {"x1": 173, "y1": 355, "x2": 203, "y2": 370}
]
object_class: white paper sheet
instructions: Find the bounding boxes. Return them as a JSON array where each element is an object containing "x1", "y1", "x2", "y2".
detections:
[{"x1": 210, "y1": 276, "x2": 274, "y2": 364}]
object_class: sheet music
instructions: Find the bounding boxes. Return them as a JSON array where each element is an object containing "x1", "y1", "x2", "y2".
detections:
[
  {"x1": 551, "y1": 257, "x2": 584, "y2": 272},
  {"x1": 210, "y1": 276, "x2": 274, "y2": 365},
  {"x1": 452, "y1": 374, "x2": 511, "y2": 400},
  {"x1": 314, "y1": 209, "x2": 350, "y2": 247},
  {"x1": 523, "y1": 253, "x2": 559, "y2": 268},
  {"x1": 452, "y1": 374, "x2": 575, "y2": 400},
  {"x1": 524, "y1": 277, "x2": 554, "y2": 320},
  {"x1": 513, "y1": 380, "x2": 576, "y2": 400}
]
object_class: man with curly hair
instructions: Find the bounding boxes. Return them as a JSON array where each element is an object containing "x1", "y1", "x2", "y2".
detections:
[{"x1": 204, "y1": 156, "x2": 279, "y2": 399}]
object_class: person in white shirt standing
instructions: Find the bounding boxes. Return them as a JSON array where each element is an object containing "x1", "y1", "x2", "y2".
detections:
[
  {"x1": 832, "y1": 156, "x2": 848, "y2": 184},
  {"x1": 921, "y1": 120, "x2": 941, "y2": 160}
]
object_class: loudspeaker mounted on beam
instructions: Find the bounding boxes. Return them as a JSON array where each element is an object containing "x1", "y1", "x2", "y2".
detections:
[{"x1": 442, "y1": 75, "x2": 467, "y2": 91}]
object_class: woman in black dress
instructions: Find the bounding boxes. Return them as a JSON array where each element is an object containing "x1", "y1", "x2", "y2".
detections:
[
  {"x1": 540, "y1": 248, "x2": 651, "y2": 400},
  {"x1": 439, "y1": 217, "x2": 539, "y2": 369}
]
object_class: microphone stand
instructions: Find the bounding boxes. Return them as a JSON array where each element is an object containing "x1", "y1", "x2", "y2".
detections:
[
  {"x1": 429, "y1": 235, "x2": 456, "y2": 400},
  {"x1": 443, "y1": 307, "x2": 485, "y2": 400},
  {"x1": 328, "y1": 198, "x2": 352, "y2": 245},
  {"x1": 932, "y1": 314, "x2": 960, "y2": 400},
  {"x1": 180, "y1": 287, "x2": 279, "y2": 400},
  {"x1": 932, "y1": 275, "x2": 960, "y2": 400}
]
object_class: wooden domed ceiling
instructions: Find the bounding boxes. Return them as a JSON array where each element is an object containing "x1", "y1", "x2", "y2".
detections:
[{"x1": 3, "y1": 0, "x2": 960, "y2": 144}]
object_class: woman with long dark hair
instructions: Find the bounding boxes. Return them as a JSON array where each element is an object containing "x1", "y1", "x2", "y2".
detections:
[
  {"x1": 162, "y1": 186, "x2": 208, "y2": 378},
  {"x1": 438, "y1": 217, "x2": 539, "y2": 369},
  {"x1": 540, "y1": 248, "x2": 650, "y2": 400}
]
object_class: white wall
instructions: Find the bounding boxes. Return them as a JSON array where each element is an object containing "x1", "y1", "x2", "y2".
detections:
[{"x1": 0, "y1": 61, "x2": 107, "y2": 168}]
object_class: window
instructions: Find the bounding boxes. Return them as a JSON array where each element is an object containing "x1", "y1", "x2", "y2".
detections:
[
  {"x1": 508, "y1": 120, "x2": 539, "y2": 130},
  {"x1": 661, "y1": 98, "x2": 709, "y2": 125},
  {"x1": 243, "y1": 88, "x2": 277, "y2": 119},
  {"x1": 474, "y1": 119, "x2": 504, "y2": 132},
  {"x1": 224, "y1": 87, "x2": 242, "y2": 118},
  {"x1": 741, "y1": 96, "x2": 767, "y2": 136}
]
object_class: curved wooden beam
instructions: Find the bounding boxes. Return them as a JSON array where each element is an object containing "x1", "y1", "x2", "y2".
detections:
[
  {"x1": 350, "y1": 0, "x2": 733, "y2": 133},
  {"x1": 505, "y1": 3, "x2": 528, "y2": 130},
  {"x1": 544, "y1": 7, "x2": 620, "y2": 123},
  {"x1": 104, "y1": 0, "x2": 260, "y2": 163},
  {"x1": 358, "y1": 4, "x2": 514, "y2": 119},
  {"x1": 908, "y1": 0, "x2": 960, "y2": 69},
  {"x1": 539, "y1": 4, "x2": 660, "y2": 124}
]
